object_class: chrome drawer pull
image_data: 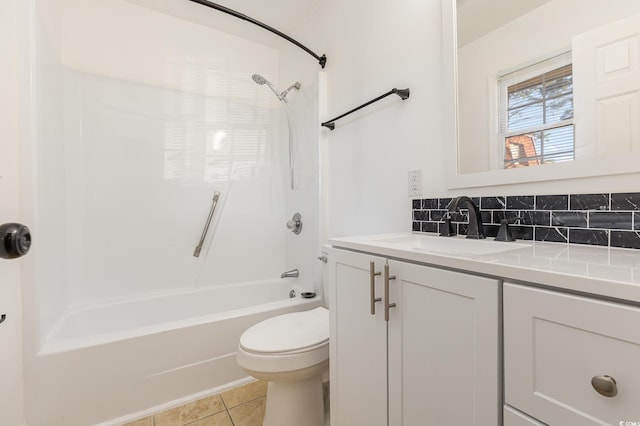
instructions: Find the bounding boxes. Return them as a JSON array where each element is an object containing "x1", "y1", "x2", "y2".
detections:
[
  {"x1": 370, "y1": 262, "x2": 382, "y2": 315},
  {"x1": 591, "y1": 375, "x2": 618, "y2": 397},
  {"x1": 384, "y1": 264, "x2": 396, "y2": 322}
]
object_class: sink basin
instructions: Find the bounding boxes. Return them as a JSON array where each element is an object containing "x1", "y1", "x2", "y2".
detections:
[{"x1": 371, "y1": 234, "x2": 530, "y2": 256}]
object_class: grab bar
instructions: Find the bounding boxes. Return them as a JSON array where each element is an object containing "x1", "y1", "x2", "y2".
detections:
[{"x1": 193, "y1": 191, "x2": 221, "y2": 257}]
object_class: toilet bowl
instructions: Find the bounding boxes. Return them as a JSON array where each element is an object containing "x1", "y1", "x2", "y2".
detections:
[{"x1": 237, "y1": 306, "x2": 329, "y2": 426}]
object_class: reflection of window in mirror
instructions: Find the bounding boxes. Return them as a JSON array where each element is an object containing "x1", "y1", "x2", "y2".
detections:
[
  {"x1": 451, "y1": 1, "x2": 640, "y2": 186},
  {"x1": 497, "y1": 51, "x2": 573, "y2": 169}
]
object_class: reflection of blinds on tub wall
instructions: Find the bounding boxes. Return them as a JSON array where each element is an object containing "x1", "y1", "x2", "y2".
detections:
[
  {"x1": 572, "y1": 14, "x2": 640, "y2": 160},
  {"x1": 496, "y1": 50, "x2": 573, "y2": 169}
]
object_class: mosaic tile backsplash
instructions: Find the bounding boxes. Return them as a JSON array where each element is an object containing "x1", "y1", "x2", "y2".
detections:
[{"x1": 412, "y1": 192, "x2": 640, "y2": 250}]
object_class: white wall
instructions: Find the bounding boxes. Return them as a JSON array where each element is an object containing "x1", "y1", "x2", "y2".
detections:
[
  {"x1": 294, "y1": 0, "x2": 640, "y2": 239},
  {"x1": 291, "y1": 0, "x2": 447, "y2": 238},
  {"x1": 26, "y1": 0, "x2": 288, "y2": 345},
  {"x1": 0, "y1": 0, "x2": 26, "y2": 423}
]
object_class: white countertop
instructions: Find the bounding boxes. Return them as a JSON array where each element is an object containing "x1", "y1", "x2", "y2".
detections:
[{"x1": 329, "y1": 233, "x2": 640, "y2": 304}]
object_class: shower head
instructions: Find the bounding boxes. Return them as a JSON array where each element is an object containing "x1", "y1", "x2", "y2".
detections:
[
  {"x1": 251, "y1": 73, "x2": 283, "y2": 101},
  {"x1": 251, "y1": 73, "x2": 268, "y2": 85},
  {"x1": 280, "y1": 82, "x2": 301, "y2": 101},
  {"x1": 251, "y1": 74, "x2": 300, "y2": 103}
]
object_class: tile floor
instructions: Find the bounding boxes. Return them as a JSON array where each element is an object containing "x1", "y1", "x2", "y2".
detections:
[{"x1": 122, "y1": 380, "x2": 267, "y2": 426}]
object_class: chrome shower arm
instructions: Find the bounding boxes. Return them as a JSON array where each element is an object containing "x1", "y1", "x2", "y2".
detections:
[{"x1": 281, "y1": 82, "x2": 301, "y2": 100}]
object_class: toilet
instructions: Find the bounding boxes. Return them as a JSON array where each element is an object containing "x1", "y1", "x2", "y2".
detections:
[{"x1": 236, "y1": 306, "x2": 329, "y2": 426}]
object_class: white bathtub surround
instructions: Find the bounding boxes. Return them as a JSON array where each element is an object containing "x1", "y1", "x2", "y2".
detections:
[{"x1": 20, "y1": 0, "x2": 322, "y2": 424}]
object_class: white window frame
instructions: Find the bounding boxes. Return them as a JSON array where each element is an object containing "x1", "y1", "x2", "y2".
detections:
[{"x1": 496, "y1": 51, "x2": 574, "y2": 169}]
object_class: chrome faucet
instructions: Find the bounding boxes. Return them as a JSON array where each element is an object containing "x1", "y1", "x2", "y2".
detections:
[
  {"x1": 281, "y1": 268, "x2": 299, "y2": 278},
  {"x1": 446, "y1": 196, "x2": 486, "y2": 239}
]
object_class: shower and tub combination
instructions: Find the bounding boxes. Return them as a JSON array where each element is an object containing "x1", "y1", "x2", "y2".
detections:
[{"x1": 20, "y1": 1, "x2": 325, "y2": 425}]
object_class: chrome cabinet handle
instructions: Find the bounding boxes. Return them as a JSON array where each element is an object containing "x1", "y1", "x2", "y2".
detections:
[
  {"x1": 194, "y1": 191, "x2": 221, "y2": 257},
  {"x1": 591, "y1": 375, "x2": 618, "y2": 397},
  {"x1": 370, "y1": 261, "x2": 382, "y2": 315},
  {"x1": 384, "y1": 264, "x2": 396, "y2": 322}
]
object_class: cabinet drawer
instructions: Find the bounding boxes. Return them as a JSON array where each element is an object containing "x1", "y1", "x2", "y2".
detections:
[
  {"x1": 504, "y1": 405, "x2": 545, "y2": 426},
  {"x1": 504, "y1": 283, "x2": 640, "y2": 426}
]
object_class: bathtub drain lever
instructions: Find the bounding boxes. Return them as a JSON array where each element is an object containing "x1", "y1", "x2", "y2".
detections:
[{"x1": 0, "y1": 314, "x2": 6, "y2": 325}]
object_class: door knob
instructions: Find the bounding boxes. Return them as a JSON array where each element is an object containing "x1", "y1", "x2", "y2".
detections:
[{"x1": 0, "y1": 222, "x2": 32, "y2": 260}]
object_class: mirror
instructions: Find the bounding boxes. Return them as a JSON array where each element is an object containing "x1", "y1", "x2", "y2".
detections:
[{"x1": 443, "y1": 0, "x2": 640, "y2": 188}]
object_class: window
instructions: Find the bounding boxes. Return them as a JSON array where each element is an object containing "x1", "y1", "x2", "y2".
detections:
[{"x1": 498, "y1": 52, "x2": 574, "y2": 169}]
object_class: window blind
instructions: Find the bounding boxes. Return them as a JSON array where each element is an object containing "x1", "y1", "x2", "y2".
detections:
[{"x1": 497, "y1": 51, "x2": 574, "y2": 169}]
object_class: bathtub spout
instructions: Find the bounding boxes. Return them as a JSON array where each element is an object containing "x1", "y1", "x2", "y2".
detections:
[{"x1": 281, "y1": 268, "x2": 299, "y2": 279}]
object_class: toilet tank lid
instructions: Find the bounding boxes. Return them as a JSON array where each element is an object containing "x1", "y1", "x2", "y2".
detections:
[{"x1": 239, "y1": 307, "x2": 329, "y2": 353}]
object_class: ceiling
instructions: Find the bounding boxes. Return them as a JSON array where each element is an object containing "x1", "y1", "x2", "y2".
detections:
[
  {"x1": 125, "y1": 0, "x2": 319, "y2": 49},
  {"x1": 121, "y1": 0, "x2": 554, "y2": 54},
  {"x1": 457, "y1": 0, "x2": 551, "y2": 47}
]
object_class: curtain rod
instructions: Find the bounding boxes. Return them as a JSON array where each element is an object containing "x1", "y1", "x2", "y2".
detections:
[
  {"x1": 186, "y1": 0, "x2": 327, "y2": 69},
  {"x1": 321, "y1": 88, "x2": 410, "y2": 130}
]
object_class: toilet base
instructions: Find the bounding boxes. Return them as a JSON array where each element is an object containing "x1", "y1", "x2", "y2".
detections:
[{"x1": 263, "y1": 374, "x2": 325, "y2": 426}]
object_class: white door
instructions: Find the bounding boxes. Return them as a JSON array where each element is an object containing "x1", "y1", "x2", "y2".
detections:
[
  {"x1": 329, "y1": 248, "x2": 388, "y2": 426},
  {"x1": 573, "y1": 14, "x2": 640, "y2": 158},
  {"x1": 387, "y1": 260, "x2": 501, "y2": 426},
  {"x1": 0, "y1": 0, "x2": 26, "y2": 423}
]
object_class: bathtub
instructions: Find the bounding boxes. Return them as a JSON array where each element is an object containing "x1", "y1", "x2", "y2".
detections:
[{"x1": 33, "y1": 280, "x2": 322, "y2": 426}]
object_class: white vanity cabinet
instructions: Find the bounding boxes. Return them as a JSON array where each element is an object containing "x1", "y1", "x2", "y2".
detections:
[
  {"x1": 328, "y1": 247, "x2": 501, "y2": 426},
  {"x1": 329, "y1": 248, "x2": 388, "y2": 426},
  {"x1": 504, "y1": 283, "x2": 640, "y2": 426}
]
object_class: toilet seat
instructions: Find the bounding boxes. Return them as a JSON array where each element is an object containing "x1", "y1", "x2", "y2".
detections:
[
  {"x1": 239, "y1": 307, "x2": 329, "y2": 355},
  {"x1": 237, "y1": 307, "x2": 330, "y2": 375}
]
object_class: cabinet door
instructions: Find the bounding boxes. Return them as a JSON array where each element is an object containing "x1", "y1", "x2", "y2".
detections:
[
  {"x1": 504, "y1": 283, "x2": 640, "y2": 425},
  {"x1": 329, "y1": 248, "x2": 388, "y2": 426},
  {"x1": 387, "y1": 260, "x2": 501, "y2": 426}
]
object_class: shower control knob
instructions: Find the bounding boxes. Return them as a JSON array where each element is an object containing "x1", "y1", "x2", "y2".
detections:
[
  {"x1": 286, "y1": 213, "x2": 303, "y2": 234},
  {"x1": 0, "y1": 222, "x2": 32, "y2": 260}
]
